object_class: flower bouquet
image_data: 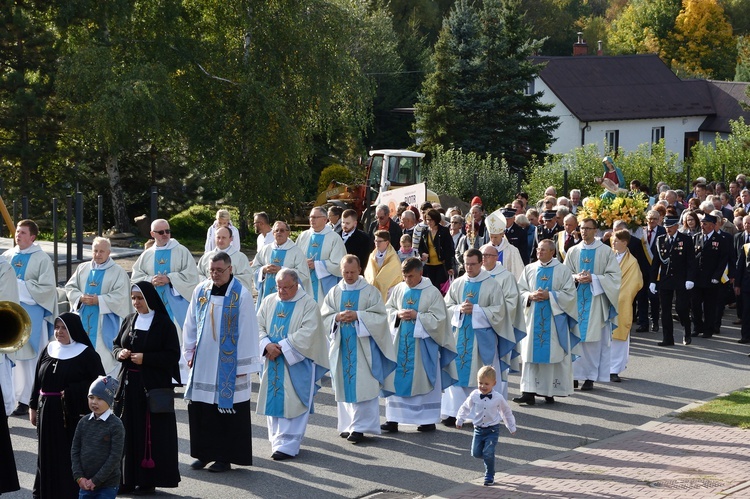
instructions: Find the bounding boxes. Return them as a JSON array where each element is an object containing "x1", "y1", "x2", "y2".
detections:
[{"x1": 577, "y1": 192, "x2": 649, "y2": 231}]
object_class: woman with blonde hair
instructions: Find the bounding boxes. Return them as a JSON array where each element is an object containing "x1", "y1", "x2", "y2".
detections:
[{"x1": 205, "y1": 209, "x2": 241, "y2": 253}]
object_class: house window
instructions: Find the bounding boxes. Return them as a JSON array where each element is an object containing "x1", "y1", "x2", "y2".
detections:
[
  {"x1": 651, "y1": 126, "x2": 665, "y2": 144},
  {"x1": 525, "y1": 80, "x2": 535, "y2": 95},
  {"x1": 605, "y1": 130, "x2": 619, "y2": 153}
]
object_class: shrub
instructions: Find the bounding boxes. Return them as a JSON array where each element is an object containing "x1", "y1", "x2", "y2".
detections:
[
  {"x1": 168, "y1": 205, "x2": 240, "y2": 241},
  {"x1": 423, "y1": 146, "x2": 516, "y2": 211},
  {"x1": 317, "y1": 164, "x2": 356, "y2": 194}
]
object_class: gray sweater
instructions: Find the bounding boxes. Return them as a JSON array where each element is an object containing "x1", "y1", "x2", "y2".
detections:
[{"x1": 71, "y1": 412, "x2": 125, "y2": 489}]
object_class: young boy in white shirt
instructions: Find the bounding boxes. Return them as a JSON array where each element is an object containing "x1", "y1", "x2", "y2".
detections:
[{"x1": 456, "y1": 366, "x2": 516, "y2": 486}]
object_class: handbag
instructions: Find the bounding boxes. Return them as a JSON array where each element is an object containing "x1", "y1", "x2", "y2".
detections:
[{"x1": 146, "y1": 388, "x2": 175, "y2": 413}]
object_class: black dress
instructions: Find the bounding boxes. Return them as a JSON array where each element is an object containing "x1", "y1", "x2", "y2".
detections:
[
  {"x1": 113, "y1": 312, "x2": 181, "y2": 490},
  {"x1": 0, "y1": 379, "x2": 20, "y2": 494},
  {"x1": 29, "y1": 346, "x2": 104, "y2": 499}
]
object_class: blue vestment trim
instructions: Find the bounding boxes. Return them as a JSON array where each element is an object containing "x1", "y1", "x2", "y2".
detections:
[{"x1": 576, "y1": 249, "x2": 596, "y2": 341}]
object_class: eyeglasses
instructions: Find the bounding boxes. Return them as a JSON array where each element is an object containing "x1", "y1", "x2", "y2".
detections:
[
  {"x1": 481, "y1": 253, "x2": 497, "y2": 258},
  {"x1": 277, "y1": 283, "x2": 297, "y2": 292},
  {"x1": 208, "y1": 267, "x2": 230, "y2": 275},
  {"x1": 153, "y1": 229, "x2": 171, "y2": 235},
  {"x1": 375, "y1": 239, "x2": 388, "y2": 244}
]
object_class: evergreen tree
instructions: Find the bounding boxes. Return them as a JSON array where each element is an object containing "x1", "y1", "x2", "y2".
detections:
[{"x1": 414, "y1": 0, "x2": 558, "y2": 171}]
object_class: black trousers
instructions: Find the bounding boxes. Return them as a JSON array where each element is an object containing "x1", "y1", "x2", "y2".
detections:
[
  {"x1": 660, "y1": 288, "x2": 691, "y2": 344},
  {"x1": 636, "y1": 286, "x2": 659, "y2": 326},
  {"x1": 692, "y1": 284, "x2": 720, "y2": 335},
  {"x1": 740, "y1": 291, "x2": 750, "y2": 341}
]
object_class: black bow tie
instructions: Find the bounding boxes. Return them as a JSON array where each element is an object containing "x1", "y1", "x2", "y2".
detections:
[{"x1": 479, "y1": 393, "x2": 492, "y2": 400}]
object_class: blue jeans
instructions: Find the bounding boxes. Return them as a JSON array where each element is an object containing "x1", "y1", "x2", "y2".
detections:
[
  {"x1": 471, "y1": 424, "x2": 499, "y2": 481},
  {"x1": 79, "y1": 486, "x2": 119, "y2": 499}
]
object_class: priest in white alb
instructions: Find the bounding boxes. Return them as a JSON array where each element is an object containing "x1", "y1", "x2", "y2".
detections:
[
  {"x1": 381, "y1": 257, "x2": 457, "y2": 433},
  {"x1": 256, "y1": 268, "x2": 329, "y2": 461},
  {"x1": 251, "y1": 221, "x2": 311, "y2": 309},
  {"x1": 514, "y1": 239, "x2": 579, "y2": 405},
  {"x1": 2, "y1": 219, "x2": 58, "y2": 416},
  {"x1": 296, "y1": 207, "x2": 346, "y2": 304},
  {"x1": 440, "y1": 249, "x2": 525, "y2": 426},
  {"x1": 183, "y1": 252, "x2": 261, "y2": 472},
  {"x1": 65, "y1": 237, "x2": 131, "y2": 374},
  {"x1": 564, "y1": 218, "x2": 621, "y2": 391},
  {"x1": 321, "y1": 256, "x2": 396, "y2": 443},
  {"x1": 197, "y1": 226, "x2": 253, "y2": 292}
]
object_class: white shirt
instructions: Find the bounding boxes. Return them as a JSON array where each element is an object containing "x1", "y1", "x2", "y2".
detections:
[{"x1": 456, "y1": 389, "x2": 517, "y2": 432}]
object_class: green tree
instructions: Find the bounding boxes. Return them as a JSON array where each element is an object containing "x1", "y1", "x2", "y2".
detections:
[
  {"x1": 414, "y1": 0, "x2": 558, "y2": 171},
  {"x1": 690, "y1": 118, "x2": 750, "y2": 181},
  {"x1": 608, "y1": 0, "x2": 681, "y2": 57},
  {"x1": 721, "y1": 0, "x2": 750, "y2": 36},
  {"x1": 0, "y1": 1, "x2": 61, "y2": 216},
  {"x1": 737, "y1": 36, "x2": 750, "y2": 81}
]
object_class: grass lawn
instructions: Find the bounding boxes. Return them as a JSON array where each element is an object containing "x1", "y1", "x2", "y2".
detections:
[{"x1": 678, "y1": 388, "x2": 750, "y2": 429}]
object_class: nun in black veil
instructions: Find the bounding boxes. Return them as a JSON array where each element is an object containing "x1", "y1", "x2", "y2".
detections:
[
  {"x1": 29, "y1": 312, "x2": 105, "y2": 499},
  {"x1": 113, "y1": 281, "x2": 181, "y2": 494}
]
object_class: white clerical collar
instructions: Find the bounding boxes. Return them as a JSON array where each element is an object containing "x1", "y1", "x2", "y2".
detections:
[
  {"x1": 466, "y1": 270, "x2": 489, "y2": 283},
  {"x1": 154, "y1": 238, "x2": 178, "y2": 251},
  {"x1": 341, "y1": 277, "x2": 363, "y2": 291},
  {"x1": 273, "y1": 240, "x2": 289, "y2": 249},
  {"x1": 92, "y1": 258, "x2": 114, "y2": 270},
  {"x1": 47, "y1": 340, "x2": 87, "y2": 360},
  {"x1": 134, "y1": 310, "x2": 155, "y2": 330},
  {"x1": 539, "y1": 259, "x2": 554, "y2": 267}
]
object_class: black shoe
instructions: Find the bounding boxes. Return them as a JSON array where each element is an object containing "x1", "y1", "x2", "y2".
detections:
[
  {"x1": 580, "y1": 380, "x2": 594, "y2": 391},
  {"x1": 544, "y1": 396, "x2": 555, "y2": 404},
  {"x1": 691, "y1": 331, "x2": 702, "y2": 337},
  {"x1": 574, "y1": 380, "x2": 579, "y2": 389},
  {"x1": 672, "y1": 314, "x2": 680, "y2": 321},
  {"x1": 635, "y1": 325, "x2": 650, "y2": 333},
  {"x1": 733, "y1": 319, "x2": 743, "y2": 325},
  {"x1": 610, "y1": 373, "x2": 622, "y2": 382},
  {"x1": 738, "y1": 339, "x2": 750, "y2": 344},
  {"x1": 684, "y1": 337, "x2": 692, "y2": 345},
  {"x1": 512, "y1": 393, "x2": 536, "y2": 405},
  {"x1": 651, "y1": 323, "x2": 659, "y2": 332},
  {"x1": 347, "y1": 431, "x2": 364, "y2": 443},
  {"x1": 208, "y1": 461, "x2": 231, "y2": 473},
  {"x1": 339, "y1": 431, "x2": 350, "y2": 438},
  {"x1": 380, "y1": 421, "x2": 398, "y2": 433},
  {"x1": 190, "y1": 459, "x2": 208, "y2": 470},
  {"x1": 417, "y1": 424, "x2": 436, "y2": 432},
  {"x1": 702, "y1": 334, "x2": 713, "y2": 338},
  {"x1": 271, "y1": 451, "x2": 294, "y2": 461},
  {"x1": 657, "y1": 341, "x2": 674, "y2": 346},
  {"x1": 484, "y1": 479, "x2": 494, "y2": 486},
  {"x1": 133, "y1": 486, "x2": 156, "y2": 495},
  {"x1": 11, "y1": 403, "x2": 28, "y2": 416},
  {"x1": 441, "y1": 416, "x2": 456, "y2": 427}
]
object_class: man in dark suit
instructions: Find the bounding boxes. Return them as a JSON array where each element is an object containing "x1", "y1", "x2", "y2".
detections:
[
  {"x1": 650, "y1": 215, "x2": 696, "y2": 346},
  {"x1": 503, "y1": 207, "x2": 529, "y2": 265},
  {"x1": 554, "y1": 214, "x2": 581, "y2": 263},
  {"x1": 733, "y1": 227, "x2": 750, "y2": 344},
  {"x1": 732, "y1": 215, "x2": 750, "y2": 326},
  {"x1": 342, "y1": 209, "x2": 374, "y2": 275},
  {"x1": 367, "y1": 204, "x2": 401, "y2": 251},
  {"x1": 691, "y1": 213, "x2": 731, "y2": 338},
  {"x1": 636, "y1": 210, "x2": 666, "y2": 332}
]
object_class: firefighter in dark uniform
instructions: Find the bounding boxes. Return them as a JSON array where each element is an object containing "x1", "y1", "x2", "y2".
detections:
[
  {"x1": 691, "y1": 213, "x2": 731, "y2": 338},
  {"x1": 531, "y1": 210, "x2": 561, "y2": 262},
  {"x1": 503, "y1": 207, "x2": 529, "y2": 265},
  {"x1": 733, "y1": 228, "x2": 750, "y2": 344},
  {"x1": 650, "y1": 215, "x2": 696, "y2": 346}
]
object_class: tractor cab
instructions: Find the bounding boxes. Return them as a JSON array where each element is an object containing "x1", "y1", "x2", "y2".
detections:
[{"x1": 366, "y1": 149, "x2": 425, "y2": 202}]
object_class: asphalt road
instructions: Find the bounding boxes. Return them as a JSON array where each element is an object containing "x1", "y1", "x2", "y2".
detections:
[
  {"x1": 3, "y1": 238, "x2": 750, "y2": 497},
  {"x1": 7, "y1": 317, "x2": 750, "y2": 498}
]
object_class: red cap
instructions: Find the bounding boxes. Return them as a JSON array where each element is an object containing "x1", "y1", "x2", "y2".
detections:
[{"x1": 471, "y1": 196, "x2": 482, "y2": 207}]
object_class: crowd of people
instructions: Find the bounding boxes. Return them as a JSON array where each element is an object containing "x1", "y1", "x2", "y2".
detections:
[{"x1": 2, "y1": 166, "x2": 750, "y2": 495}]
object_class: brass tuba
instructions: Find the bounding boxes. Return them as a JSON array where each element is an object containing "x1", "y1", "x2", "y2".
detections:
[{"x1": 0, "y1": 301, "x2": 31, "y2": 353}]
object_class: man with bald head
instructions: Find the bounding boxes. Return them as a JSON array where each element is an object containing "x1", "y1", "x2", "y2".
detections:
[
  {"x1": 65, "y1": 237, "x2": 132, "y2": 373},
  {"x1": 131, "y1": 218, "x2": 199, "y2": 378},
  {"x1": 296, "y1": 207, "x2": 347, "y2": 304}
]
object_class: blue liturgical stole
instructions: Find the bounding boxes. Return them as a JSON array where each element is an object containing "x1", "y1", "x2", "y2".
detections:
[
  {"x1": 79, "y1": 268, "x2": 117, "y2": 348},
  {"x1": 394, "y1": 288, "x2": 422, "y2": 396},
  {"x1": 306, "y1": 234, "x2": 339, "y2": 301},
  {"x1": 498, "y1": 251, "x2": 504, "y2": 265},
  {"x1": 256, "y1": 248, "x2": 288, "y2": 311},
  {"x1": 338, "y1": 290, "x2": 361, "y2": 402},
  {"x1": 153, "y1": 249, "x2": 176, "y2": 318},
  {"x1": 532, "y1": 267, "x2": 554, "y2": 363},
  {"x1": 264, "y1": 301, "x2": 295, "y2": 417},
  {"x1": 576, "y1": 249, "x2": 596, "y2": 341},
  {"x1": 11, "y1": 253, "x2": 52, "y2": 353},
  {"x1": 455, "y1": 281, "x2": 481, "y2": 386}
]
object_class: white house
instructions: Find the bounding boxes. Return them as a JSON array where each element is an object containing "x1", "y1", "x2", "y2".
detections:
[{"x1": 531, "y1": 53, "x2": 750, "y2": 161}]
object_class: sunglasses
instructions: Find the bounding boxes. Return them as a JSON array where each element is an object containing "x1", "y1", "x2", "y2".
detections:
[{"x1": 154, "y1": 229, "x2": 171, "y2": 235}]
